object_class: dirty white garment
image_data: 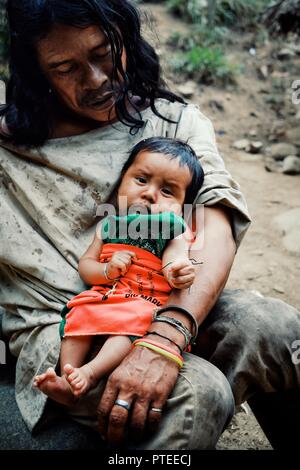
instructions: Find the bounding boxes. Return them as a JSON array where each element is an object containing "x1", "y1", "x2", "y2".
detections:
[{"x1": 0, "y1": 98, "x2": 251, "y2": 431}]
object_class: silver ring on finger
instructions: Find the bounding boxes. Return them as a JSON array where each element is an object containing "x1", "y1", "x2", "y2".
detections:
[
  {"x1": 114, "y1": 399, "x2": 131, "y2": 411},
  {"x1": 150, "y1": 407, "x2": 163, "y2": 413}
]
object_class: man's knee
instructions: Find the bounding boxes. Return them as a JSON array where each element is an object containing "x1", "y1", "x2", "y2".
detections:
[
  {"x1": 199, "y1": 289, "x2": 300, "y2": 349},
  {"x1": 179, "y1": 354, "x2": 235, "y2": 426}
]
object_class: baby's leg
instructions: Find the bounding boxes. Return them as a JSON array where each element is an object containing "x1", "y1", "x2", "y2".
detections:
[
  {"x1": 65, "y1": 335, "x2": 132, "y2": 397},
  {"x1": 33, "y1": 336, "x2": 93, "y2": 406}
]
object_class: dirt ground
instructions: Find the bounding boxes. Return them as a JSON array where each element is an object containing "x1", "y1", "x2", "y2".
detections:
[{"x1": 140, "y1": 2, "x2": 300, "y2": 450}]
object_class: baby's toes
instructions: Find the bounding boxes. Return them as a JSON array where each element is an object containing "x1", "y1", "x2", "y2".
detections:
[
  {"x1": 73, "y1": 382, "x2": 86, "y2": 396},
  {"x1": 63, "y1": 363, "x2": 75, "y2": 376},
  {"x1": 70, "y1": 375, "x2": 82, "y2": 387}
]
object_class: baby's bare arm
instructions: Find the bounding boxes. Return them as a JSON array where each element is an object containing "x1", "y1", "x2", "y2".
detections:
[
  {"x1": 79, "y1": 232, "x2": 137, "y2": 285},
  {"x1": 162, "y1": 230, "x2": 196, "y2": 289},
  {"x1": 78, "y1": 233, "x2": 110, "y2": 285}
]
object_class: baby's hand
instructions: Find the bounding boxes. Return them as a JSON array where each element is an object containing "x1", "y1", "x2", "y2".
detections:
[
  {"x1": 167, "y1": 259, "x2": 196, "y2": 290},
  {"x1": 106, "y1": 250, "x2": 137, "y2": 279}
]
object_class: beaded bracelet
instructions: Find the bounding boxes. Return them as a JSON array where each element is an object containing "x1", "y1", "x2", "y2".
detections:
[
  {"x1": 152, "y1": 315, "x2": 191, "y2": 351},
  {"x1": 155, "y1": 305, "x2": 199, "y2": 344},
  {"x1": 133, "y1": 339, "x2": 184, "y2": 369}
]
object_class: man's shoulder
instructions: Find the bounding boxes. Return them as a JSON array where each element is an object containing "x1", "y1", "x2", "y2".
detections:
[{"x1": 152, "y1": 98, "x2": 202, "y2": 123}]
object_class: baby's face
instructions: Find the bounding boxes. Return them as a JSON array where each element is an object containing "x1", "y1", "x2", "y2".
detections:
[{"x1": 117, "y1": 150, "x2": 192, "y2": 215}]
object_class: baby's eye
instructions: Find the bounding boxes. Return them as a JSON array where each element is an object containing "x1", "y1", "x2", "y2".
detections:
[
  {"x1": 161, "y1": 187, "x2": 173, "y2": 196},
  {"x1": 136, "y1": 176, "x2": 147, "y2": 184}
]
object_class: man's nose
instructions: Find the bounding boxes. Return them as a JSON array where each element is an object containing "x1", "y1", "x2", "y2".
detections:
[{"x1": 84, "y1": 64, "x2": 107, "y2": 90}]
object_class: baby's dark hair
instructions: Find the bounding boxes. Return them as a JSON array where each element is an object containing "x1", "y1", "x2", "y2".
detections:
[{"x1": 121, "y1": 137, "x2": 204, "y2": 205}]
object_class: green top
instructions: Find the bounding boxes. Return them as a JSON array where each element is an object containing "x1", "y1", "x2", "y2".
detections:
[{"x1": 101, "y1": 212, "x2": 187, "y2": 259}]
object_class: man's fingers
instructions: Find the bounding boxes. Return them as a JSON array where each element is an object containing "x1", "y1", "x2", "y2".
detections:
[
  {"x1": 97, "y1": 380, "x2": 119, "y2": 440},
  {"x1": 128, "y1": 399, "x2": 149, "y2": 442},
  {"x1": 107, "y1": 401, "x2": 132, "y2": 445},
  {"x1": 147, "y1": 402, "x2": 164, "y2": 435}
]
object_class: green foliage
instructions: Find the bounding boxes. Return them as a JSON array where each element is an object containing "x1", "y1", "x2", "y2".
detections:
[
  {"x1": 168, "y1": 24, "x2": 230, "y2": 49},
  {"x1": 166, "y1": 0, "x2": 273, "y2": 28},
  {"x1": 213, "y1": 0, "x2": 272, "y2": 28},
  {"x1": 170, "y1": 44, "x2": 238, "y2": 85},
  {"x1": 167, "y1": 0, "x2": 206, "y2": 23},
  {"x1": 168, "y1": 22, "x2": 238, "y2": 86}
]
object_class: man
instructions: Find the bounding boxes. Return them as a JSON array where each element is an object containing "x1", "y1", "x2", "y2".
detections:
[{"x1": 0, "y1": 0, "x2": 299, "y2": 449}]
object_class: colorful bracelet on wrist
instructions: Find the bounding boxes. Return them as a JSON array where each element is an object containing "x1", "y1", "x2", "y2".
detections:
[
  {"x1": 145, "y1": 330, "x2": 184, "y2": 355},
  {"x1": 133, "y1": 338, "x2": 184, "y2": 369}
]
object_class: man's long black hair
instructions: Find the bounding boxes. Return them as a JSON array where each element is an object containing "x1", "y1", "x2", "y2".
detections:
[{"x1": 1, "y1": 0, "x2": 184, "y2": 146}]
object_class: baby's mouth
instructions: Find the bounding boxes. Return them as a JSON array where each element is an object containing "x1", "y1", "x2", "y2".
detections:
[{"x1": 128, "y1": 203, "x2": 151, "y2": 214}]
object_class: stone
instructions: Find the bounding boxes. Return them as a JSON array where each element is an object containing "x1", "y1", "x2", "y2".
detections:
[
  {"x1": 273, "y1": 208, "x2": 300, "y2": 255},
  {"x1": 249, "y1": 129, "x2": 257, "y2": 137},
  {"x1": 282, "y1": 156, "x2": 300, "y2": 175},
  {"x1": 273, "y1": 286, "x2": 285, "y2": 294},
  {"x1": 288, "y1": 43, "x2": 300, "y2": 55},
  {"x1": 253, "y1": 250, "x2": 264, "y2": 256},
  {"x1": 0, "y1": 80, "x2": 5, "y2": 104},
  {"x1": 257, "y1": 65, "x2": 269, "y2": 80},
  {"x1": 277, "y1": 48, "x2": 296, "y2": 60},
  {"x1": 269, "y1": 143, "x2": 298, "y2": 160},
  {"x1": 233, "y1": 139, "x2": 250, "y2": 151},
  {"x1": 269, "y1": 120, "x2": 286, "y2": 138},
  {"x1": 176, "y1": 81, "x2": 196, "y2": 98},
  {"x1": 209, "y1": 100, "x2": 224, "y2": 112},
  {"x1": 286, "y1": 127, "x2": 300, "y2": 147},
  {"x1": 295, "y1": 111, "x2": 300, "y2": 120},
  {"x1": 264, "y1": 157, "x2": 281, "y2": 173},
  {"x1": 249, "y1": 141, "x2": 263, "y2": 154}
]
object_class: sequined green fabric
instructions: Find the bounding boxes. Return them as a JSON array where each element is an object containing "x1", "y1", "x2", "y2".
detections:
[{"x1": 101, "y1": 212, "x2": 186, "y2": 258}]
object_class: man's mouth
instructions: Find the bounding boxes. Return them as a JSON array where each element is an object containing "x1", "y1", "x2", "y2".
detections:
[{"x1": 84, "y1": 92, "x2": 115, "y2": 108}]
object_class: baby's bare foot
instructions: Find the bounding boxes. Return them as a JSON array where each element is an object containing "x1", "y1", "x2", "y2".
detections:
[
  {"x1": 64, "y1": 363, "x2": 97, "y2": 397},
  {"x1": 33, "y1": 367, "x2": 77, "y2": 406}
]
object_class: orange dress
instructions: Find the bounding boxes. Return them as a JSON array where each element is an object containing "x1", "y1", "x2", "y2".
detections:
[{"x1": 60, "y1": 212, "x2": 188, "y2": 338}]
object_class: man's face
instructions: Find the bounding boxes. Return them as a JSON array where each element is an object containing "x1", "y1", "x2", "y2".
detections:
[
  {"x1": 36, "y1": 24, "x2": 126, "y2": 123},
  {"x1": 117, "y1": 151, "x2": 192, "y2": 215}
]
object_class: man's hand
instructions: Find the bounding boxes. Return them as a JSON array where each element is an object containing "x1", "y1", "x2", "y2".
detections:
[
  {"x1": 106, "y1": 250, "x2": 137, "y2": 279},
  {"x1": 166, "y1": 258, "x2": 196, "y2": 289},
  {"x1": 97, "y1": 338, "x2": 180, "y2": 445}
]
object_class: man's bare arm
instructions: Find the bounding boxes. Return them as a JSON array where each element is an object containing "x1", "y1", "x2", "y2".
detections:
[{"x1": 154, "y1": 205, "x2": 236, "y2": 334}]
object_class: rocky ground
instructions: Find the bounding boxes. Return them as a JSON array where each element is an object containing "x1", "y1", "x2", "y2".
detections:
[{"x1": 140, "y1": 2, "x2": 300, "y2": 450}]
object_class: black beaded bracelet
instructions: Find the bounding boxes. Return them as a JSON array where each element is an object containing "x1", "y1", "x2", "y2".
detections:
[
  {"x1": 145, "y1": 331, "x2": 184, "y2": 355},
  {"x1": 152, "y1": 316, "x2": 191, "y2": 350},
  {"x1": 154, "y1": 305, "x2": 199, "y2": 344}
]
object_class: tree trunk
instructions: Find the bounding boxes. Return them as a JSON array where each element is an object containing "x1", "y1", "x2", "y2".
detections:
[
  {"x1": 207, "y1": 0, "x2": 217, "y2": 27},
  {"x1": 262, "y1": 0, "x2": 300, "y2": 35}
]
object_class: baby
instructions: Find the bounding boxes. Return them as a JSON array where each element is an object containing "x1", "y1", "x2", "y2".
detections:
[{"x1": 33, "y1": 137, "x2": 204, "y2": 405}]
